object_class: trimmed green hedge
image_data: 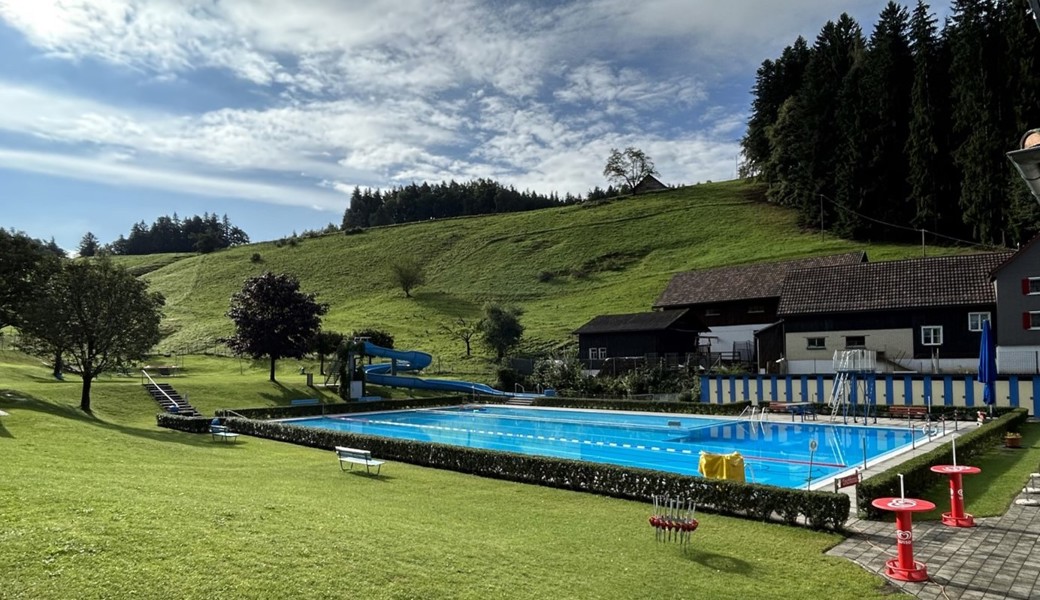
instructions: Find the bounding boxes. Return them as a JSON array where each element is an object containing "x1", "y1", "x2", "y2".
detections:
[
  {"x1": 528, "y1": 397, "x2": 751, "y2": 416},
  {"x1": 857, "y1": 408, "x2": 1029, "y2": 518},
  {"x1": 876, "y1": 405, "x2": 1018, "y2": 421},
  {"x1": 211, "y1": 396, "x2": 468, "y2": 420},
  {"x1": 157, "y1": 410, "x2": 848, "y2": 531}
]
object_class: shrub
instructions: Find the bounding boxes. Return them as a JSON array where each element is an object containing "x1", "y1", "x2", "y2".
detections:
[
  {"x1": 536, "y1": 270, "x2": 555, "y2": 283},
  {"x1": 857, "y1": 408, "x2": 1029, "y2": 518},
  {"x1": 250, "y1": 252, "x2": 263, "y2": 263}
]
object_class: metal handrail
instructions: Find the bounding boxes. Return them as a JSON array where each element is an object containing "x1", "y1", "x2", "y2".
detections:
[{"x1": 140, "y1": 369, "x2": 184, "y2": 412}]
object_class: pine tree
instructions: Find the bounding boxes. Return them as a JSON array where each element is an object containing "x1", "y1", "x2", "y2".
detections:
[
  {"x1": 948, "y1": 0, "x2": 1007, "y2": 245},
  {"x1": 743, "y1": 37, "x2": 810, "y2": 178},
  {"x1": 836, "y1": 2, "x2": 914, "y2": 240}
]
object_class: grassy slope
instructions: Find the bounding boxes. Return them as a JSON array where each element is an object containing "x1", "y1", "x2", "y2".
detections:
[
  {"x1": 0, "y1": 350, "x2": 901, "y2": 600},
  {"x1": 139, "y1": 181, "x2": 956, "y2": 381}
]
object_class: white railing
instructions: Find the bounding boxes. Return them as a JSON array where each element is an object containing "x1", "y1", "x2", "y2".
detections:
[
  {"x1": 140, "y1": 369, "x2": 184, "y2": 412},
  {"x1": 832, "y1": 349, "x2": 876, "y2": 372}
]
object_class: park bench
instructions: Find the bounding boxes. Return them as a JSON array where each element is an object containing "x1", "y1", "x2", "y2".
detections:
[
  {"x1": 889, "y1": 406, "x2": 929, "y2": 420},
  {"x1": 290, "y1": 398, "x2": 319, "y2": 407},
  {"x1": 335, "y1": 446, "x2": 385, "y2": 475},
  {"x1": 210, "y1": 424, "x2": 240, "y2": 443}
]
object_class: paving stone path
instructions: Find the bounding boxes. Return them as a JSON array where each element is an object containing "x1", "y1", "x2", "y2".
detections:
[{"x1": 829, "y1": 489, "x2": 1040, "y2": 599}]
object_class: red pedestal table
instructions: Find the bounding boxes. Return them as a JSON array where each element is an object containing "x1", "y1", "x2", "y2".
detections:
[
  {"x1": 929, "y1": 464, "x2": 981, "y2": 527},
  {"x1": 871, "y1": 497, "x2": 936, "y2": 582}
]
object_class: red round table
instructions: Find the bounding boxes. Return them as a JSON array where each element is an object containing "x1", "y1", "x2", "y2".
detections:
[
  {"x1": 871, "y1": 497, "x2": 936, "y2": 582},
  {"x1": 930, "y1": 465, "x2": 981, "y2": 527}
]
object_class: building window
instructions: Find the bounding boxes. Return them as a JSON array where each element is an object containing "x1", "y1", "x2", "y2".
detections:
[
  {"x1": 1027, "y1": 278, "x2": 1040, "y2": 295},
  {"x1": 1028, "y1": 312, "x2": 1040, "y2": 330},
  {"x1": 704, "y1": 308, "x2": 720, "y2": 317},
  {"x1": 806, "y1": 337, "x2": 826, "y2": 350},
  {"x1": 588, "y1": 347, "x2": 607, "y2": 360},
  {"x1": 748, "y1": 305, "x2": 765, "y2": 314},
  {"x1": 845, "y1": 335, "x2": 866, "y2": 349},
  {"x1": 921, "y1": 326, "x2": 943, "y2": 346},
  {"x1": 968, "y1": 312, "x2": 991, "y2": 332}
]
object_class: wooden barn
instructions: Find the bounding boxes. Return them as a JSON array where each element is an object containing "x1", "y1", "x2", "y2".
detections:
[{"x1": 573, "y1": 309, "x2": 706, "y2": 370}]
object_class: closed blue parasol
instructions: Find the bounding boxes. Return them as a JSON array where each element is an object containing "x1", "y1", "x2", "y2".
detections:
[{"x1": 978, "y1": 319, "x2": 997, "y2": 414}]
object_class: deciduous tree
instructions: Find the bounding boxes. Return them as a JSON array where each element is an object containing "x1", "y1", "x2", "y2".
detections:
[
  {"x1": 603, "y1": 147, "x2": 658, "y2": 191},
  {"x1": 478, "y1": 303, "x2": 524, "y2": 362},
  {"x1": 18, "y1": 258, "x2": 164, "y2": 412},
  {"x1": 441, "y1": 317, "x2": 479, "y2": 357},
  {"x1": 309, "y1": 330, "x2": 344, "y2": 375},
  {"x1": 0, "y1": 229, "x2": 61, "y2": 329},
  {"x1": 389, "y1": 257, "x2": 425, "y2": 298},
  {"x1": 224, "y1": 272, "x2": 328, "y2": 382}
]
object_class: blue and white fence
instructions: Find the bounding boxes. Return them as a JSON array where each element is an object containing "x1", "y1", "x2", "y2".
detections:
[{"x1": 700, "y1": 374, "x2": 1040, "y2": 416}]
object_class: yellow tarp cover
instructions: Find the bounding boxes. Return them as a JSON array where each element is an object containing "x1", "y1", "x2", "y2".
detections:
[{"x1": 698, "y1": 451, "x2": 746, "y2": 483}]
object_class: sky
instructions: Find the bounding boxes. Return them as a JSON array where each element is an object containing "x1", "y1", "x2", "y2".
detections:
[{"x1": 0, "y1": 0, "x2": 953, "y2": 252}]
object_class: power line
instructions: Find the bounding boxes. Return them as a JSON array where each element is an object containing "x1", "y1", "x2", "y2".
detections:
[{"x1": 816, "y1": 193, "x2": 1006, "y2": 252}]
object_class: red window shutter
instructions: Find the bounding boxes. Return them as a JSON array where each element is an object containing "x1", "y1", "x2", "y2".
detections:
[
  {"x1": 1025, "y1": 278, "x2": 1032, "y2": 294},
  {"x1": 1026, "y1": 312, "x2": 1033, "y2": 329}
]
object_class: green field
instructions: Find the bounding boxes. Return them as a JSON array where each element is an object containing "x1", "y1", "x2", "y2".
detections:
[
  {"x1": 0, "y1": 350, "x2": 907, "y2": 600},
  {"x1": 133, "y1": 181, "x2": 959, "y2": 383}
]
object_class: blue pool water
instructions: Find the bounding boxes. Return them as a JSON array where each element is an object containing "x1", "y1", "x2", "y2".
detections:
[{"x1": 287, "y1": 406, "x2": 928, "y2": 489}]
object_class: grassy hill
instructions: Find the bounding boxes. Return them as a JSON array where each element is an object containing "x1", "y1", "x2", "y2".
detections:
[{"x1": 135, "y1": 180, "x2": 958, "y2": 381}]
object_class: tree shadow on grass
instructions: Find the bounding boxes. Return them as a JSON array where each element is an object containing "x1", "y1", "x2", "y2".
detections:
[
  {"x1": 680, "y1": 547, "x2": 753, "y2": 574},
  {"x1": 0, "y1": 388, "x2": 225, "y2": 447},
  {"x1": 257, "y1": 380, "x2": 339, "y2": 405}
]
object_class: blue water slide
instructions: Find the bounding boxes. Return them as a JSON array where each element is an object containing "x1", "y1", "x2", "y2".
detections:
[{"x1": 360, "y1": 341, "x2": 512, "y2": 397}]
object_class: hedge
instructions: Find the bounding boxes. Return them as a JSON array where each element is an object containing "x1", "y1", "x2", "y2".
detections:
[
  {"x1": 528, "y1": 397, "x2": 750, "y2": 416},
  {"x1": 857, "y1": 407, "x2": 1029, "y2": 518},
  {"x1": 157, "y1": 410, "x2": 848, "y2": 531},
  {"x1": 211, "y1": 396, "x2": 468, "y2": 420}
]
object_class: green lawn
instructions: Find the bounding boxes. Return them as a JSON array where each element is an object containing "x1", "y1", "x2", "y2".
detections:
[
  {"x1": 914, "y1": 422, "x2": 1040, "y2": 520},
  {"x1": 0, "y1": 351, "x2": 906, "y2": 600}
]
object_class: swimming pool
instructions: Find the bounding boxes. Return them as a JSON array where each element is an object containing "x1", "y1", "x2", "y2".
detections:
[{"x1": 287, "y1": 406, "x2": 929, "y2": 489}]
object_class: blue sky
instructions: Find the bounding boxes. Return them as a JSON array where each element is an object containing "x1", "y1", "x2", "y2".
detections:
[{"x1": 0, "y1": 1, "x2": 950, "y2": 252}]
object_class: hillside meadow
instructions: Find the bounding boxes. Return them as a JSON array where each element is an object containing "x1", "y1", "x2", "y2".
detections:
[{"x1": 135, "y1": 181, "x2": 953, "y2": 382}]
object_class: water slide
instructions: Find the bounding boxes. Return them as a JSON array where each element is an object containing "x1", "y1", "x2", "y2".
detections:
[{"x1": 360, "y1": 341, "x2": 513, "y2": 397}]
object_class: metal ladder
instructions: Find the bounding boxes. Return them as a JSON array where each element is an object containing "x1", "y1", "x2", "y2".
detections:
[{"x1": 829, "y1": 352, "x2": 851, "y2": 421}]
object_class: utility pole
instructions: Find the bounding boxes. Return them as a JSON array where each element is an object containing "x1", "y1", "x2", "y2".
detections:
[{"x1": 820, "y1": 195, "x2": 825, "y2": 241}]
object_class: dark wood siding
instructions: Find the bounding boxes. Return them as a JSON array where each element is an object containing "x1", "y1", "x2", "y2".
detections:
[{"x1": 692, "y1": 298, "x2": 781, "y2": 328}]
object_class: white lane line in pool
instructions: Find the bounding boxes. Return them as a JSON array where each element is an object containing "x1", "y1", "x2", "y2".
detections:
[{"x1": 349, "y1": 418, "x2": 689, "y2": 455}]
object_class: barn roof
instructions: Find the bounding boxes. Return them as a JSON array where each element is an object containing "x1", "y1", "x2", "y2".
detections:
[
  {"x1": 573, "y1": 309, "x2": 703, "y2": 334},
  {"x1": 777, "y1": 252, "x2": 1013, "y2": 315},
  {"x1": 653, "y1": 252, "x2": 867, "y2": 308}
]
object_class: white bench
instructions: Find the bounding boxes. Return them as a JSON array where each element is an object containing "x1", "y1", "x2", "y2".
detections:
[
  {"x1": 210, "y1": 425, "x2": 240, "y2": 443},
  {"x1": 335, "y1": 446, "x2": 385, "y2": 475}
]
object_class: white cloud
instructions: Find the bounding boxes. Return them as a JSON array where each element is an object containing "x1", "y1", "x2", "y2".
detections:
[
  {"x1": 0, "y1": 0, "x2": 921, "y2": 206},
  {"x1": 0, "y1": 146, "x2": 346, "y2": 209}
]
